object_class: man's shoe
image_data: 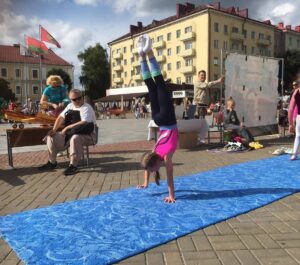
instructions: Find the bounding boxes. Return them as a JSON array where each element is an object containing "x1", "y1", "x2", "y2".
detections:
[
  {"x1": 136, "y1": 35, "x2": 146, "y2": 56},
  {"x1": 143, "y1": 34, "x2": 152, "y2": 54},
  {"x1": 38, "y1": 161, "x2": 57, "y2": 170},
  {"x1": 64, "y1": 164, "x2": 78, "y2": 176}
]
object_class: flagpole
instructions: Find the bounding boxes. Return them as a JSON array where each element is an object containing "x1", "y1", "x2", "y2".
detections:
[
  {"x1": 39, "y1": 25, "x2": 43, "y2": 97},
  {"x1": 24, "y1": 35, "x2": 28, "y2": 105}
]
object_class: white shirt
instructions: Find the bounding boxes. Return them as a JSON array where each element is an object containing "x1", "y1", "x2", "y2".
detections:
[{"x1": 60, "y1": 102, "x2": 96, "y2": 124}]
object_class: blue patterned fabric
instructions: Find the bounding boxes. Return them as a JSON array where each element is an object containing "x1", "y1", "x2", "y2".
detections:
[{"x1": 1, "y1": 155, "x2": 300, "y2": 265}]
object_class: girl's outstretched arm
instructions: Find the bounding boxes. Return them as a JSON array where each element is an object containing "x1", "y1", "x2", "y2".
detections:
[
  {"x1": 164, "y1": 153, "x2": 175, "y2": 203},
  {"x1": 137, "y1": 170, "x2": 150, "y2": 189}
]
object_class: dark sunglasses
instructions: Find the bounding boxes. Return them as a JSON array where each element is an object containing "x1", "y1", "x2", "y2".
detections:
[{"x1": 71, "y1": 96, "x2": 82, "y2": 102}]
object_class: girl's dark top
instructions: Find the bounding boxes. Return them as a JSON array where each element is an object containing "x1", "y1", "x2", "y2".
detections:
[{"x1": 224, "y1": 109, "x2": 240, "y2": 127}]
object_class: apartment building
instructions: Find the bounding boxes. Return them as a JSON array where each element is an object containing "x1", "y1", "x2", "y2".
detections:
[
  {"x1": 0, "y1": 44, "x2": 73, "y2": 104},
  {"x1": 108, "y1": 2, "x2": 300, "y2": 99}
]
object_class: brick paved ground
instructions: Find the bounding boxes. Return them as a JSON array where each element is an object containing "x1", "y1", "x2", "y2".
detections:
[{"x1": 1, "y1": 137, "x2": 300, "y2": 265}]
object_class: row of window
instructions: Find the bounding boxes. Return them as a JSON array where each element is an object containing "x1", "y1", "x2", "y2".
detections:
[
  {"x1": 288, "y1": 37, "x2": 300, "y2": 48},
  {"x1": 1, "y1": 68, "x2": 39, "y2": 79},
  {"x1": 213, "y1": 22, "x2": 272, "y2": 41},
  {"x1": 14, "y1": 85, "x2": 39, "y2": 95},
  {"x1": 113, "y1": 26, "x2": 194, "y2": 55}
]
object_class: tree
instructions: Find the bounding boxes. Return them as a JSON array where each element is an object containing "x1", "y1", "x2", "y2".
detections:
[
  {"x1": 78, "y1": 43, "x2": 110, "y2": 101},
  {"x1": 47, "y1": 68, "x2": 73, "y2": 91},
  {"x1": 0, "y1": 78, "x2": 16, "y2": 101},
  {"x1": 283, "y1": 49, "x2": 300, "y2": 90}
]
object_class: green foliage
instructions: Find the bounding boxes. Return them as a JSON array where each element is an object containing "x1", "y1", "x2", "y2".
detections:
[
  {"x1": 47, "y1": 68, "x2": 73, "y2": 91},
  {"x1": 283, "y1": 49, "x2": 300, "y2": 89},
  {"x1": 0, "y1": 78, "x2": 16, "y2": 102},
  {"x1": 78, "y1": 43, "x2": 110, "y2": 101}
]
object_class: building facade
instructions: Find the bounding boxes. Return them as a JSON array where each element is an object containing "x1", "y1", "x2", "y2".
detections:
[
  {"x1": 0, "y1": 44, "x2": 73, "y2": 104},
  {"x1": 108, "y1": 2, "x2": 300, "y2": 99}
]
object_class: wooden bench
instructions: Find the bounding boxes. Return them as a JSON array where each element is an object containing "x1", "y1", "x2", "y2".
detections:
[{"x1": 6, "y1": 127, "x2": 51, "y2": 168}]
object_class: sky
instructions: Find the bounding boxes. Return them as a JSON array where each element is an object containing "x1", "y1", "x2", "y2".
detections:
[{"x1": 0, "y1": 0, "x2": 299, "y2": 88}]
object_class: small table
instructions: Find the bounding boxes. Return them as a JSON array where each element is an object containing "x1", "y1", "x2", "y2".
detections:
[{"x1": 6, "y1": 127, "x2": 51, "y2": 168}]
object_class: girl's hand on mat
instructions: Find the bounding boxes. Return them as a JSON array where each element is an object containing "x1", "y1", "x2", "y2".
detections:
[
  {"x1": 163, "y1": 196, "x2": 176, "y2": 203},
  {"x1": 137, "y1": 184, "x2": 148, "y2": 189}
]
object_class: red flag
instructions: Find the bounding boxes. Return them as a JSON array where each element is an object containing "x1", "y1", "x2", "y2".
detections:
[
  {"x1": 40, "y1": 26, "x2": 61, "y2": 48},
  {"x1": 26, "y1": 36, "x2": 49, "y2": 54}
]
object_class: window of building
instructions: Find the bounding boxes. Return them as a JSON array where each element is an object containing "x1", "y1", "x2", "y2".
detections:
[
  {"x1": 136, "y1": 66, "x2": 141, "y2": 74},
  {"x1": 231, "y1": 43, "x2": 239, "y2": 50},
  {"x1": 243, "y1": 30, "x2": 247, "y2": 38},
  {"x1": 15, "y1": 68, "x2": 21, "y2": 78},
  {"x1": 258, "y1": 33, "x2": 264, "y2": 39},
  {"x1": 213, "y1": 57, "x2": 218, "y2": 65},
  {"x1": 117, "y1": 48, "x2": 121, "y2": 53},
  {"x1": 297, "y1": 39, "x2": 300, "y2": 48},
  {"x1": 124, "y1": 72, "x2": 127, "y2": 78},
  {"x1": 224, "y1": 25, "x2": 228, "y2": 34},
  {"x1": 157, "y1": 35, "x2": 163, "y2": 42},
  {"x1": 151, "y1": 38, "x2": 155, "y2": 44},
  {"x1": 243, "y1": 45, "x2": 247, "y2": 53},
  {"x1": 113, "y1": 74, "x2": 115, "y2": 79},
  {"x1": 32, "y1": 69, "x2": 39, "y2": 79},
  {"x1": 266, "y1": 35, "x2": 271, "y2": 41},
  {"x1": 185, "y1": 75, "x2": 193, "y2": 84},
  {"x1": 223, "y1": 41, "x2": 228, "y2": 50},
  {"x1": 289, "y1": 37, "x2": 292, "y2": 46},
  {"x1": 213, "y1": 40, "x2": 219, "y2": 49},
  {"x1": 16, "y1": 85, "x2": 21, "y2": 95},
  {"x1": 214, "y1": 74, "x2": 218, "y2": 81},
  {"x1": 167, "y1": 63, "x2": 172, "y2": 71},
  {"x1": 1, "y1": 68, "x2": 7, "y2": 77},
  {"x1": 130, "y1": 45, "x2": 133, "y2": 51},
  {"x1": 167, "y1": 32, "x2": 172, "y2": 41},
  {"x1": 251, "y1": 47, "x2": 255, "y2": 54},
  {"x1": 123, "y1": 47, "x2": 126, "y2": 53},
  {"x1": 131, "y1": 70, "x2": 134, "y2": 76},
  {"x1": 176, "y1": 77, "x2": 181, "y2": 84},
  {"x1": 214, "y1": 22, "x2": 219, "y2": 32},
  {"x1": 232, "y1": 27, "x2": 239, "y2": 33},
  {"x1": 251, "y1": 31, "x2": 255, "y2": 39},
  {"x1": 176, "y1": 29, "x2": 181, "y2": 38},
  {"x1": 185, "y1": 41, "x2": 192, "y2": 50},
  {"x1": 176, "y1": 61, "x2": 181, "y2": 69},
  {"x1": 131, "y1": 57, "x2": 134, "y2": 63},
  {"x1": 167, "y1": 48, "x2": 172, "y2": 56},
  {"x1": 124, "y1": 59, "x2": 127, "y2": 65},
  {"x1": 112, "y1": 62, "x2": 115, "y2": 67},
  {"x1": 185, "y1": 26, "x2": 192, "y2": 33},
  {"x1": 157, "y1": 49, "x2": 163, "y2": 56},
  {"x1": 185, "y1": 58, "x2": 193, "y2": 66},
  {"x1": 176, "y1": 46, "x2": 181, "y2": 54},
  {"x1": 33, "y1": 86, "x2": 39, "y2": 95}
]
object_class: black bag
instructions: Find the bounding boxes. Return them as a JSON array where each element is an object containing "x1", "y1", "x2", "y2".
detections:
[
  {"x1": 65, "y1": 122, "x2": 95, "y2": 144},
  {"x1": 65, "y1": 110, "x2": 81, "y2": 127}
]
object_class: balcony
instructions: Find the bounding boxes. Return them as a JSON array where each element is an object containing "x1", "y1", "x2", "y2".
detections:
[
  {"x1": 180, "y1": 66, "x2": 195, "y2": 74},
  {"x1": 179, "y1": 32, "x2": 196, "y2": 42},
  {"x1": 153, "y1": 40, "x2": 166, "y2": 49},
  {"x1": 113, "y1": 77, "x2": 123, "y2": 83},
  {"x1": 230, "y1": 32, "x2": 244, "y2": 41},
  {"x1": 132, "y1": 61, "x2": 140, "y2": 67},
  {"x1": 113, "y1": 53, "x2": 123, "y2": 60},
  {"x1": 113, "y1": 65, "x2": 123, "y2": 72},
  {"x1": 133, "y1": 74, "x2": 142, "y2": 80},
  {"x1": 256, "y1": 38, "x2": 271, "y2": 46},
  {"x1": 180, "y1": 49, "x2": 196, "y2": 57},
  {"x1": 156, "y1": 55, "x2": 166, "y2": 62}
]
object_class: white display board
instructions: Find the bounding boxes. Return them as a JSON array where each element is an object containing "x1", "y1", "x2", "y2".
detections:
[{"x1": 225, "y1": 54, "x2": 279, "y2": 127}]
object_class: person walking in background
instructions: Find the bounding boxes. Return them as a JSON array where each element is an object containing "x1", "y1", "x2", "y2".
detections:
[
  {"x1": 40, "y1": 75, "x2": 69, "y2": 117},
  {"x1": 136, "y1": 34, "x2": 178, "y2": 203},
  {"x1": 288, "y1": 71, "x2": 300, "y2": 160}
]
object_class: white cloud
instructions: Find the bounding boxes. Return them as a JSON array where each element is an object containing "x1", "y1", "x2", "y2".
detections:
[
  {"x1": 73, "y1": 0, "x2": 99, "y2": 6},
  {"x1": 271, "y1": 3, "x2": 296, "y2": 18}
]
